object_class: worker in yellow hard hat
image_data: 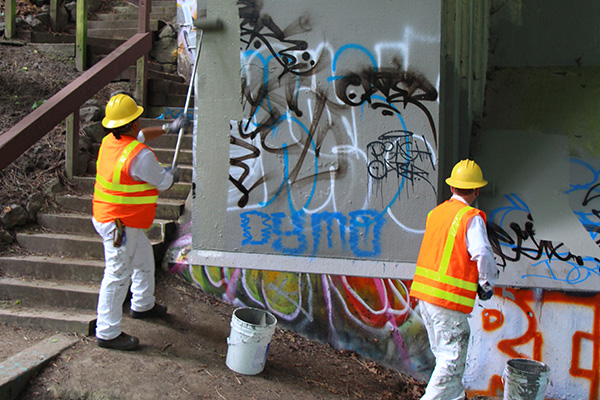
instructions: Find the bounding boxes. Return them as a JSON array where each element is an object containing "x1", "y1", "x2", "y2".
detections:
[
  {"x1": 409, "y1": 159, "x2": 499, "y2": 400},
  {"x1": 92, "y1": 93, "x2": 190, "y2": 351}
]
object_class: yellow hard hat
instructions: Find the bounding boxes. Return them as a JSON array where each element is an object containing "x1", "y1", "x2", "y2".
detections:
[
  {"x1": 102, "y1": 94, "x2": 144, "y2": 129},
  {"x1": 445, "y1": 159, "x2": 488, "y2": 189}
]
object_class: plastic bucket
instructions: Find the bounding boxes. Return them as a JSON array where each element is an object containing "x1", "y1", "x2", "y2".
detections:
[
  {"x1": 502, "y1": 358, "x2": 550, "y2": 400},
  {"x1": 225, "y1": 307, "x2": 277, "y2": 375}
]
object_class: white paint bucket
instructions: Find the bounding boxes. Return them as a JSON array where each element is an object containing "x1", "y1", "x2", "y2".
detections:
[
  {"x1": 226, "y1": 307, "x2": 277, "y2": 375},
  {"x1": 502, "y1": 358, "x2": 550, "y2": 400}
]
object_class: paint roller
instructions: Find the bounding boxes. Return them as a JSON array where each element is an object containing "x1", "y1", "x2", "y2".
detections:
[{"x1": 171, "y1": 17, "x2": 224, "y2": 169}]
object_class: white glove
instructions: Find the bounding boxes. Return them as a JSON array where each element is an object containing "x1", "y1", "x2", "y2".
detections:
[{"x1": 165, "y1": 166, "x2": 180, "y2": 184}]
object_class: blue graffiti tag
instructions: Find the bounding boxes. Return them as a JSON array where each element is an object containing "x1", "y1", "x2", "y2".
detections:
[{"x1": 240, "y1": 210, "x2": 386, "y2": 257}]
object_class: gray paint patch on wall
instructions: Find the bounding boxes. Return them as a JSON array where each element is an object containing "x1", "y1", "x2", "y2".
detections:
[{"x1": 477, "y1": 130, "x2": 600, "y2": 259}]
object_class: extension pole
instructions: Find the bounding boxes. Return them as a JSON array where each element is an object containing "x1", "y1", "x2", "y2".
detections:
[
  {"x1": 171, "y1": 30, "x2": 203, "y2": 169},
  {"x1": 171, "y1": 18, "x2": 223, "y2": 169}
]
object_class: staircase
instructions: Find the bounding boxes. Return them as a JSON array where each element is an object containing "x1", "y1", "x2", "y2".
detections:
[
  {"x1": 0, "y1": 0, "x2": 194, "y2": 335},
  {"x1": 0, "y1": 122, "x2": 193, "y2": 335},
  {"x1": 16, "y1": 0, "x2": 192, "y2": 116}
]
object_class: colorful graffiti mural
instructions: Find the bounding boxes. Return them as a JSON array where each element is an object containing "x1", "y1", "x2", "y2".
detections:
[{"x1": 166, "y1": 219, "x2": 434, "y2": 378}]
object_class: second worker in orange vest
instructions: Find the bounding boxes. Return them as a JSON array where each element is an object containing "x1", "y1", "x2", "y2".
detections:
[{"x1": 409, "y1": 159, "x2": 499, "y2": 400}]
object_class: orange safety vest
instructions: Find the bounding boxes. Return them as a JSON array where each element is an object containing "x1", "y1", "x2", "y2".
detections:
[
  {"x1": 92, "y1": 134, "x2": 159, "y2": 229},
  {"x1": 410, "y1": 199, "x2": 486, "y2": 314}
]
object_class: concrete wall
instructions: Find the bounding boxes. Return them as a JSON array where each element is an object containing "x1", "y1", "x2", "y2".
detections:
[
  {"x1": 167, "y1": 0, "x2": 600, "y2": 398},
  {"x1": 468, "y1": 1, "x2": 600, "y2": 399},
  {"x1": 488, "y1": 0, "x2": 600, "y2": 67},
  {"x1": 188, "y1": 0, "x2": 441, "y2": 278}
]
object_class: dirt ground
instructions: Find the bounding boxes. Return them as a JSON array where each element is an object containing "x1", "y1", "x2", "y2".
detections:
[{"x1": 3, "y1": 270, "x2": 429, "y2": 400}]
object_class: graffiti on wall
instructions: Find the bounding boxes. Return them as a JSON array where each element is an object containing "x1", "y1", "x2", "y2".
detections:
[
  {"x1": 167, "y1": 227, "x2": 434, "y2": 377},
  {"x1": 170, "y1": 0, "x2": 442, "y2": 375},
  {"x1": 169, "y1": 0, "x2": 600, "y2": 398},
  {"x1": 466, "y1": 288, "x2": 600, "y2": 400},
  {"x1": 485, "y1": 158, "x2": 600, "y2": 288},
  {"x1": 227, "y1": 0, "x2": 439, "y2": 261}
]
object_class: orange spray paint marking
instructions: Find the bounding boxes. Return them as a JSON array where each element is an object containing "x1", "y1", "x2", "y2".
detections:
[
  {"x1": 482, "y1": 309, "x2": 504, "y2": 331},
  {"x1": 493, "y1": 289, "x2": 600, "y2": 400},
  {"x1": 468, "y1": 374, "x2": 504, "y2": 398},
  {"x1": 497, "y1": 289, "x2": 544, "y2": 360}
]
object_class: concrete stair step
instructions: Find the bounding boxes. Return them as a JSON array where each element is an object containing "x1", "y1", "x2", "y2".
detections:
[
  {"x1": 113, "y1": 3, "x2": 176, "y2": 13},
  {"x1": 15, "y1": 231, "x2": 163, "y2": 259},
  {"x1": 146, "y1": 106, "x2": 189, "y2": 119},
  {"x1": 92, "y1": 11, "x2": 175, "y2": 21},
  {"x1": 148, "y1": 92, "x2": 188, "y2": 108},
  {"x1": 142, "y1": 1, "x2": 177, "y2": 9},
  {"x1": 0, "y1": 307, "x2": 96, "y2": 336},
  {"x1": 37, "y1": 211, "x2": 177, "y2": 239},
  {"x1": 0, "y1": 277, "x2": 99, "y2": 310},
  {"x1": 119, "y1": 2, "x2": 176, "y2": 13},
  {"x1": 15, "y1": 232, "x2": 104, "y2": 259},
  {"x1": 87, "y1": 19, "x2": 161, "y2": 30},
  {"x1": 77, "y1": 27, "x2": 150, "y2": 41},
  {"x1": 115, "y1": 65, "x2": 186, "y2": 83},
  {"x1": 70, "y1": 177, "x2": 190, "y2": 202},
  {"x1": 84, "y1": 163, "x2": 193, "y2": 182},
  {"x1": 87, "y1": 136, "x2": 193, "y2": 159},
  {"x1": 31, "y1": 43, "x2": 74, "y2": 58},
  {"x1": 37, "y1": 212, "x2": 95, "y2": 235},
  {"x1": 152, "y1": 148, "x2": 193, "y2": 165},
  {"x1": 0, "y1": 255, "x2": 104, "y2": 282},
  {"x1": 148, "y1": 78, "x2": 190, "y2": 96},
  {"x1": 55, "y1": 194, "x2": 185, "y2": 221},
  {"x1": 146, "y1": 132, "x2": 193, "y2": 149}
]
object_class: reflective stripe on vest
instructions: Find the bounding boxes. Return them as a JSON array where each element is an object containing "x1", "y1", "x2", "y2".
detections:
[
  {"x1": 412, "y1": 205, "x2": 478, "y2": 310},
  {"x1": 94, "y1": 140, "x2": 158, "y2": 205}
]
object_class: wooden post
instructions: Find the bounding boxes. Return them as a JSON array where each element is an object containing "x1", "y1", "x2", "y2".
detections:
[
  {"x1": 138, "y1": 0, "x2": 150, "y2": 33},
  {"x1": 5, "y1": 0, "x2": 16, "y2": 39},
  {"x1": 76, "y1": 0, "x2": 88, "y2": 72},
  {"x1": 50, "y1": 0, "x2": 59, "y2": 32},
  {"x1": 65, "y1": 112, "x2": 80, "y2": 179},
  {"x1": 134, "y1": 0, "x2": 151, "y2": 109},
  {"x1": 135, "y1": 55, "x2": 148, "y2": 111}
]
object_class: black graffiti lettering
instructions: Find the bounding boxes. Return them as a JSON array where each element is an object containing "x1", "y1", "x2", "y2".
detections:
[
  {"x1": 288, "y1": 92, "x2": 328, "y2": 184},
  {"x1": 366, "y1": 131, "x2": 434, "y2": 187},
  {"x1": 581, "y1": 183, "x2": 600, "y2": 227},
  {"x1": 488, "y1": 214, "x2": 592, "y2": 269},
  {"x1": 241, "y1": 77, "x2": 270, "y2": 131},
  {"x1": 229, "y1": 132, "x2": 264, "y2": 208},
  {"x1": 238, "y1": 0, "x2": 314, "y2": 78},
  {"x1": 235, "y1": 0, "x2": 438, "y2": 208},
  {"x1": 582, "y1": 183, "x2": 600, "y2": 206},
  {"x1": 335, "y1": 68, "x2": 438, "y2": 148}
]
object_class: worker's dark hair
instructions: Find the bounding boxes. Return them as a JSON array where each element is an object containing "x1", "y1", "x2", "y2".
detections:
[
  {"x1": 453, "y1": 187, "x2": 476, "y2": 196},
  {"x1": 105, "y1": 120, "x2": 137, "y2": 140},
  {"x1": 109, "y1": 90, "x2": 134, "y2": 98}
]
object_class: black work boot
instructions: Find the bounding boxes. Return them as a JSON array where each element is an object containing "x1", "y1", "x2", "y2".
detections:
[
  {"x1": 130, "y1": 303, "x2": 168, "y2": 319},
  {"x1": 97, "y1": 332, "x2": 139, "y2": 351}
]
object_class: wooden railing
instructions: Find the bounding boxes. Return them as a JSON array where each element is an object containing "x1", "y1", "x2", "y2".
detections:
[{"x1": 0, "y1": 0, "x2": 153, "y2": 177}]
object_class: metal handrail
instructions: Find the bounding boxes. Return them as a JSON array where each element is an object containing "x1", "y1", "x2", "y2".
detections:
[{"x1": 0, "y1": 0, "x2": 152, "y2": 173}]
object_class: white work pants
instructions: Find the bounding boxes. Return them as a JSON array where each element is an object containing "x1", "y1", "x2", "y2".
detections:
[
  {"x1": 94, "y1": 222, "x2": 156, "y2": 340},
  {"x1": 420, "y1": 301, "x2": 470, "y2": 400}
]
